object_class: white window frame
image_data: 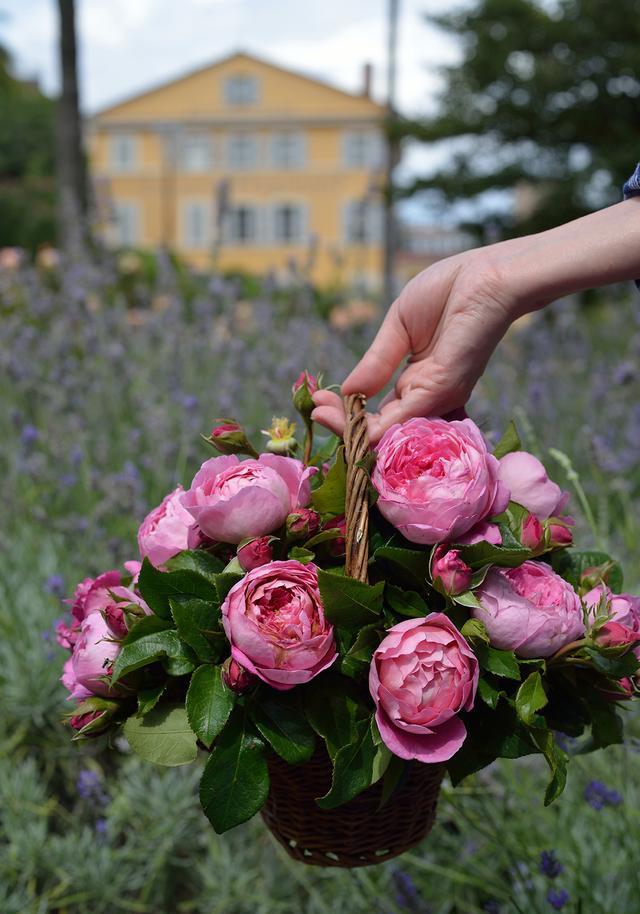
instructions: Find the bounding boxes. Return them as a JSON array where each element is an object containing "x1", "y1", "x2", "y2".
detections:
[
  {"x1": 110, "y1": 133, "x2": 138, "y2": 173},
  {"x1": 343, "y1": 199, "x2": 382, "y2": 245},
  {"x1": 270, "y1": 131, "x2": 305, "y2": 169},
  {"x1": 224, "y1": 75, "x2": 259, "y2": 106},
  {"x1": 180, "y1": 133, "x2": 213, "y2": 173},
  {"x1": 226, "y1": 204, "x2": 259, "y2": 245},
  {"x1": 112, "y1": 201, "x2": 140, "y2": 247},
  {"x1": 227, "y1": 133, "x2": 259, "y2": 170},
  {"x1": 271, "y1": 202, "x2": 306, "y2": 245},
  {"x1": 182, "y1": 199, "x2": 211, "y2": 250},
  {"x1": 342, "y1": 129, "x2": 384, "y2": 169}
]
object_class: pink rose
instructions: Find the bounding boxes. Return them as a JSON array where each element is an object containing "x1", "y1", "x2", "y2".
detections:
[
  {"x1": 287, "y1": 507, "x2": 321, "y2": 540},
  {"x1": 369, "y1": 614, "x2": 479, "y2": 763},
  {"x1": 237, "y1": 536, "x2": 273, "y2": 571},
  {"x1": 137, "y1": 486, "x2": 193, "y2": 568},
  {"x1": 221, "y1": 560, "x2": 337, "y2": 690},
  {"x1": 473, "y1": 561, "x2": 584, "y2": 658},
  {"x1": 521, "y1": 513, "x2": 544, "y2": 550},
  {"x1": 222, "y1": 657, "x2": 256, "y2": 693},
  {"x1": 584, "y1": 584, "x2": 640, "y2": 645},
  {"x1": 431, "y1": 546, "x2": 472, "y2": 596},
  {"x1": 61, "y1": 612, "x2": 121, "y2": 700},
  {"x1": 372, "y1": 418, "x2": 509, "y2": 544},
  {"x1": 66, "y1": 570, "x2": 121, "y2": 624},
  {"x1": 547, "y1": 522, "x2": 573, "y2": 548},
  {"x1": 181, "y1": 454, "x2": 316, "y2": 544},
  {"x1": 498, "y1": 451, "x2": 568, "y2": 519},
  {"x1": 292, "y1": 371, "x2": 318, "y2": 395}
]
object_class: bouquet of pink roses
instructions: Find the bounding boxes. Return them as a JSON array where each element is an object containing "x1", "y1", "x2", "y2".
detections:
[{"x1": 59, "y1": 373, "x2": 640, "y2": 865}]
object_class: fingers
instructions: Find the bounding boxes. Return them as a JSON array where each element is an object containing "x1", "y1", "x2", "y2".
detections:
[
  {"x1": 311, "y1": 389, "x2": 346, "y2": 437},
  {"x1": 341, "y1": 302, "x2": 410, "y2": 397},
  {"x1": 367, "y1": 383, "x2": 467, "y2": 444}
]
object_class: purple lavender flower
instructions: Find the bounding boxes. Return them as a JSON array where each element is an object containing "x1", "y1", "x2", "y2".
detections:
[
  {"x1": 21, "y1": 424, "x2": 39, "y2": 446},
  {"x1": 45, "y1": 574, "x2": 65, "y2": 598},
  {"x1": 539, "y1": 850, "x2": 564, "y2": 879},
  {"x1": 391, "y1": 868, "x2": 430, "y2": 913},
  {"x1": 482, "y1": 903, "x2": 501, "y2": 914},
  {"x1": 76, "y1": 769, "x2": 109, "y2": 805},
  {"x1": 546, "y1": 888, "x2": 570, "y2": 910},
  {"x1": 584, "y1": 780, "x2": 623, "y2": 810}
]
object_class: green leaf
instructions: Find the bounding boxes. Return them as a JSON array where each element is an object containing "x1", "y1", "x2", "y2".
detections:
[
  {"x1": 377, "y1": 754, "x2": 407, "y2": 809},
  {"x1": 161, "y1": 651, "x2": 197, "y2": 677},
  {"x1": 304, "y1": 673, "x2": 370, "y2": 758},
  {"x1": 250, "y1": 691, "x2": 315, "y2": 764},
  {"x1": 583, "y1": 647, "x2": 640, "y2": 679},
  {"x1": 136, "y1": 683, "x2": 167, "y2": 717},
  {"x1": 312, "y1": 433, "x2": 340, "y2": 467},
  {"x1": 477, "y1": 677, "x2": 504, "y2": 709},
  {"x1": 199, "y1": 710, "x2": 269, "y2": 833},
  {"x1": 493, "y1": 420, "x2": 521, "y2": 460},
  {"x1": 123, "y1": 705, "x2": 198, "y2": 766},
  {"x1": 458, "y1": 539, "x2": 530, "y2": 571},
  {"x1": 515, "y1": 671, "x2": 548, "y2": 725},
  {"x1": 528, "y1": 724, "x2": 569, "y2": 806},
  {"x1": 316, "y1": 717, "x2": 387, "y2": 809},
  {"x1": 165, "y1": 550, "x2": 225, "y2": 578},
  {"x1": 311, "y1": 446, "x2": 347, "y2": 515},
  {"x1": 452, "y1": 590, "x2": 482, "y2": 609},
  {"x1": 112, "y1": 630, "x2": 195, "y2": 682},
  {"x1": 137, "y1": 557, "x2": 219, "y2": 619},
  {"x1": 288, "y1": 546, "x2": 315, "y2": 564},
  {"x1": 213, "y1": 572, "x2": 243, "y2": 605},
  {"x1": 317, "y1": 569, "x2": 384, "y2": 628},
  {"x1": 373, "y1": 545, "x2": 427, "y2": 588},
  {"x1": 385, "y1": 584, "x2": 428, "y2": 618},
  {"x1": 474, "y1": 643, "x2": 521, "y2": 680},
  {"x1": 551, "y1": 549, "x2": 623, "y2": 593},
  {"x1": 169, "y1": 596, "x2": 221, "y2": 662},
  {"x1": 460, "y1": 618, "x2": 490, "y2": 645},
  {"x1": 121, "y1": 614, "x2": 174, "y2": 645},
  {"x1": 447, "y1": 703, "x2": 537, "y2": 786},
  {"x1": 186, "y1": 664, "x2": 235, "y2": 748}
]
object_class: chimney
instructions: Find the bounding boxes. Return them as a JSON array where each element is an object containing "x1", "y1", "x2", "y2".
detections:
[{"x1": 361, "y1": 62, "x2": 373, "y2": 98}]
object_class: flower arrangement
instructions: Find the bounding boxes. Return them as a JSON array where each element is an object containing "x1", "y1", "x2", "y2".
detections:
[{"x1": 59, "y1": 373, "x2": 640, "y2": 860}]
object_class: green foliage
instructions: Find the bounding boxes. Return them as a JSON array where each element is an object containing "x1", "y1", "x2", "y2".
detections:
[
  {"x1": 112, "y1": 629, "x2": 195, "y2": 682},
  {"x1": 123, "y1": 704, "x2": 198, "y2": 766},
  {"x1": 311, "y1": 446, "x2": 347, "y2": 514},
  {"x1": 493, "y1": 420, "x2": 522, "y2": 460},
  {"x1": 317, "y1": 569, "x2": 384, "y2": 627},
  {"x1": 552, "y1": 548, "x2": 624, "y2": 592},
  {"x1": 249, "y1": 690, "x2": 316, "y2": 764},
  {"x1": 316, "y1": 716, "x2": 390, "y2": 809},
  {"x1": 186, "y1": 664, "x2": 235, "y2": 748}
]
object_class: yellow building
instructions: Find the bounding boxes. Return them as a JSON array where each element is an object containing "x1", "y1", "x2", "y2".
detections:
[{"x1": 88, "y1": 51, "x2": 388, "y2": 289}]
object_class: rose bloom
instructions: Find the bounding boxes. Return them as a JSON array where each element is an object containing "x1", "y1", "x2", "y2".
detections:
[
  {"x1": 67, "y1": 570, "x2": 121, "y2": 624},
  {"x1": 498, "y1": 451, "x2": 569, "y2": 519},
  {"x1": 473, "y1": 561, "x2": 584, "y2": 658},
  {"x1": 221, "y1": 560, "x2": 337, "y2": 690},
  {"x1": 57, "y1": 574, "x2": 149, "y2": 649},
  {"x1": 372, "y1": 417, "x2": 509, "y2": 544},
  {"x1": 369, "y1": 614, "x2": 478, "y2": 763},
  {"x1": 182, "y1": 454, "x2": 316, "y2": 544},
  {"x1": 61, "y1": 612, "x2": 122, "y2": 700},
  {"x1": 584, "y1": 584, "x2": 640, "y2": 645},
  {"x1": 137, "y1": 485, "x2": 194, "y2": 567}
]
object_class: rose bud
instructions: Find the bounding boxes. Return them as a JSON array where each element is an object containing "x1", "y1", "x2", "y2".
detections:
[
  {"x1": 323, "y1": 515, "x2": 346, "y2": 557},
  {"x1": 207, "y1": 419, "x2": 258, "y2": 457},
  {"x1": 595, "y1": 621, "x2": 638, "y2": 650},
  {"x1": 431, "y1": 546, "x2": 472, "y2": 596},
  {"x1": 372, "y1": 417, "x2": 508, "y2": 544},
  {"x1": 286, "y1": 508, "x2": 321, "y2": 541},
  {"x1": 222, "y1": 657, "x2": 256, "y2": 694},
  {"x1": 473, "y1": 561, "x2": 584, "y2": 658},
  {"x1": 292, "y1": 371, "x2": 318, "y2": 424},
  {"x1": 237, "y1": 536, "x2": 274, "y2": 571},
  {"x1": 547, "y1": 521, "x2": 573, "y2": 548},
  {"x1": 104, "y1": 603, "x2": 128, "y2": 639},
  {"x1": 68, "y1": 697, "x2": 119, "y2": 737},
  {"x1": 69, "y1": 709, "x2": 103, "y2": 732},
  {"x1": 262, "y1": 417, "x2": 298, "y2": 455},
  {"x1": 521, "y1": 513, "x2": 544, "y2": 550},
  {"x1": 584, "y1": 585, "x2": 640, "y2": 646}
]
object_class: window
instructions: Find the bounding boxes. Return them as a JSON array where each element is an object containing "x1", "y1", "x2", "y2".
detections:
[
  {"x1": 180, "y1": 134, "x2": 213, "y2": 173},
  {"x1": 271, "y1": 132, "x2": 305, "y2": 169},
  {"x1": 342, "y1": 130, "x2": 384, "y2": 169},
  {"x1": 272, "y1": 204, "x2": 305, "y2": 244},
  {"x1": 112, "y1": 201, "x2": 139, "y2": 246},
  {"x1": 343, "y1": 200, "x2": 382, "y2": 245},
  {"x1": 227, "y1": 133, "x2": 259, "y2": 170},
  {"x1": 183, "y1": 201, "x2": 211, "y2": 249},
  {"x1": 110, "y1": 134, "x2": 137, "y2": 173},
  {"x1": 224, "y1": 75, "x2": 259, "y2": 106},
  {"x1": 226, "y1": 205, "x2": 258, "y2": 245}
]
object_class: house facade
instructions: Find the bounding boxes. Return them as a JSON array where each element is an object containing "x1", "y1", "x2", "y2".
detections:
[{"x1": 88, "y1": 51, "x2": 387, "y2": 288}]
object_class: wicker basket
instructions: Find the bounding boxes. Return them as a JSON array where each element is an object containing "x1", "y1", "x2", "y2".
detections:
[{"x1": 260, "y1": 394, "x2": 445, "y2": 867}]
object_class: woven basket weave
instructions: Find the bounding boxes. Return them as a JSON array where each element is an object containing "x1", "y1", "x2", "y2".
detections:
[{"x1": 260, "y1": 394, "x2": 445, "y2": 867}]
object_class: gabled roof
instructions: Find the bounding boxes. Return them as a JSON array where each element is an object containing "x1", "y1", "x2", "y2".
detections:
[{"x1": 91, "y1": 49, "x2": 386, "y2": 123}]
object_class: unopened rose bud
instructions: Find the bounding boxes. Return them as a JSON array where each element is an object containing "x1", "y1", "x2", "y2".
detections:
[
  {"x1": 521, "y1": 513, "x2": 544, "y2": 550},
  {"x1": 70, "y1": 710, "x2": 102, "y2": 732},
  {"x1": 292, "y1": 371, "x2": 318, "y2": 424},
  {"x1": 594, "y1": 621, "x2": 638, "y2": 650},
  {"x1": 237, "y1": 536, "x2": 273, "y2": 572},
  {"x1": 286, "y1": 508, "x2": 321, "y2": 541},
  {"x1": 547, "y1": 522, "x2": 573, "y2": 548},
  {"x1": 324, "y1": 515, "x2": 346, "y2": 557},
  {"x1": 222, "y1": 657, "x2": 255, "y2": 694},
  {"x1": 104, "y1": 604, "x2": 128, "y2": 639},
  {"x1": 262, "y1": 417, "x2": 298, "y2": 455},
  {"x1": 67, "y1": 698, "x2": 118, "y2": 737},
  {"x1": 431, "y1": 545, "x2": 472, "y2": 596},
  {"x1": 207, "y1": 418, "x2": 258, "y2": 457}
]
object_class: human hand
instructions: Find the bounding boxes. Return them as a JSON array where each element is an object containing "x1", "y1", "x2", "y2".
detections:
[{"x1": 312, "y1": 246, "x2": 520, "y2": 443}]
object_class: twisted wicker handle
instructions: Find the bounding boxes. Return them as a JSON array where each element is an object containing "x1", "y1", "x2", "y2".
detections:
[{"x1": 344, "y1": 393, "x2": 370, "y2": 583}]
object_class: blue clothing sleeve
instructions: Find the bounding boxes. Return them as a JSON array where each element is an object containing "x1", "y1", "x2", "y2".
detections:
[{"x1": 623, "y1": 163, "x2": 640, "y2": 199}]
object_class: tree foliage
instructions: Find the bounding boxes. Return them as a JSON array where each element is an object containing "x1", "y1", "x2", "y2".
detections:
[{"x1": 400, "y1": 0, "x2": 640, "y2": 235}]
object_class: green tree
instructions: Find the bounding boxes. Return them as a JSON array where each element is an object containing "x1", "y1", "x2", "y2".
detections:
[
  {"x1": 0, "y1": 44, "x2": 56, "y2": 249},
  {"x1": 400, "y1": 0, "x2": 640, "y2": 236}
]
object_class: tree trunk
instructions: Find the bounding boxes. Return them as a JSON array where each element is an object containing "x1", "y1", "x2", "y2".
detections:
[{"x1": 56, "y1": 0, "x2": 88, "y2": 258}]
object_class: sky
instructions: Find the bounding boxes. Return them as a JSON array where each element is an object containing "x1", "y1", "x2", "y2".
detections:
[{"x1": 0, "y1": 0, "x2": 473, "y2": 223}]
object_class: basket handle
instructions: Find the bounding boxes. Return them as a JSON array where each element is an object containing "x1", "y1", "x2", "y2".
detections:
[{"x1": 343, "y1": 393, "x2": 370, "y2": 583}]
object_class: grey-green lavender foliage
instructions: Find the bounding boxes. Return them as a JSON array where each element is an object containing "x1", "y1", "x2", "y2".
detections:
[{"x1": 1, "y1": 258, "x2": 639, "y2": 912}]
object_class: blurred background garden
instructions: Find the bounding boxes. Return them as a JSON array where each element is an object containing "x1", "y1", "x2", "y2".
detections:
[{"x1": 1, "y1": 1, "x2": 640, "y2": 911}]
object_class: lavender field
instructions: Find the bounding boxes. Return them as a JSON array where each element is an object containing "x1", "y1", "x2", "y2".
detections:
[{"x1": 1, "y1": 257, "x2": 639, "y2": 914}]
